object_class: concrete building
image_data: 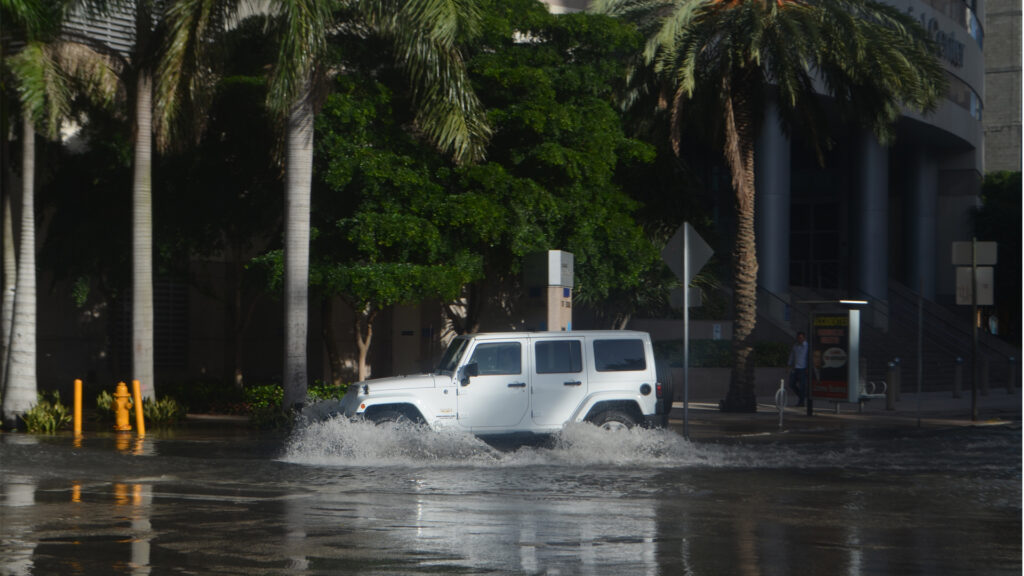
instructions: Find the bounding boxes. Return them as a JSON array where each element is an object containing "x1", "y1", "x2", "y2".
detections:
[{"x1": 983, "y1": 0, "x2": 1022, "y2": 172}]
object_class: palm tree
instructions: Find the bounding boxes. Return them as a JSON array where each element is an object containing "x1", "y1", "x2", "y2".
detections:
[
  {"x1": 160, "y1": 0, "x2": 491, "y2": 409},
  {"x1": 65, "y1": 0, "x2": 163, "y2": 399},
  {"x1": 594, "y1": 0, "x2": 945, "y2": 411},
  {"x1": 1, "y1": 38, "x2": 121, "y2": 425}
]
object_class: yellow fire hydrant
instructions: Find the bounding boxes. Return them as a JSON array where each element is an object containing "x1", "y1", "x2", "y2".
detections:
[{"x1": 114, "y1": 382, "x2": 132, "y2": 431}]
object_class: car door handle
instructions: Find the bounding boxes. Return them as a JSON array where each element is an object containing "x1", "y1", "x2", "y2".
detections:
[
  {"x1": 564, "y1": 381, "x2": 582, "y2": 387},
  {"x1": 508, "y1": 382, "x2": 527, "y2": 388}
]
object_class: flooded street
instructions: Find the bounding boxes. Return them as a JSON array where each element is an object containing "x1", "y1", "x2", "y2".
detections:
[{"x1": 1, "y1": 417, "x2": 1020, "y2": 575}]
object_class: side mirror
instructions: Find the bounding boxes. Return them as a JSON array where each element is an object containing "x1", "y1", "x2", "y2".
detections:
[{"x1": 461, "y1": 362, "x2": 479, "y2": 385}]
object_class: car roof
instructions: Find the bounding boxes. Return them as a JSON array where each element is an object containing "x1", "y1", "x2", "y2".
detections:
[{"x1": 460, "y1": 331, "x2": 650, "y2": 340}]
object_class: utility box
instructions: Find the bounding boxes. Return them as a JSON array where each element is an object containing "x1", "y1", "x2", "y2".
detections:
[{"x1": 524, "y1": 251, "x2": 573, "y2": 331}]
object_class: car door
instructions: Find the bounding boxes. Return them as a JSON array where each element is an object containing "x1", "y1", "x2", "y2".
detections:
[
  {"x1": 530, "y1": 338, "x2": 587, "y2": 426},
  {"x1": 457, "y1": 340, "x2": 529, "y2": 430}
]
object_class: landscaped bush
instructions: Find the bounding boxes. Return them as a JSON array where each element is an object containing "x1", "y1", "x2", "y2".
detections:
[
  {"x1": 160, "y1": 379, "x2": 246, "y2": 414},
  {"x1": 95, "y1": 390, "x2": 187, "y2": 426},
  {"x1": 143, "y1": 396, "x2": 187, "y2": 425},
  {"x1": 243, "y1": 382, "x2": 350, "y2": 429},
  {"x1": 23, "y1": 392, "x2": 72, "y2": 433}
]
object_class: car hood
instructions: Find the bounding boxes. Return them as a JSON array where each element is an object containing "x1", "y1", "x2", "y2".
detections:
[{"x1": 360, "y1": 373, "x2": 449, "y2": 392}]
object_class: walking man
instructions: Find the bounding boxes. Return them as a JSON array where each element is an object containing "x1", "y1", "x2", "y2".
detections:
[{"x1": 788, "y1": 331, "x2": 809, "y2": 406}]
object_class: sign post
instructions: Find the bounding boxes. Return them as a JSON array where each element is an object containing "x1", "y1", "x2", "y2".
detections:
[
  {"x1": 662, "y1": 223, "x2": 713, "y2": 438},
  {"x1": 952, "y1": 239, "x2": 997, "y2": 421}
]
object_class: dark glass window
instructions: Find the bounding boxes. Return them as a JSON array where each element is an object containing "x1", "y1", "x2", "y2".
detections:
[
  {"x1": 535, "y1": 341, "x2": 583, "y2": 374},
  {"x1": 594, "y1": 339, "x2": 646, "y2": 372},
  {"x1": 469, "y1": 342, "x2": 521, "y2": 375}
]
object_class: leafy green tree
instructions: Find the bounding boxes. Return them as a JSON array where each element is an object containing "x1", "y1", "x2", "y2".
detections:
[
  {"x1": 164, "y1": 1, "x2": 491, "y2": 404},
  {"x1": 445, "y1": 0, "x2": 661, "y2": 332},
  {"x1": 319, "y1": 78, "x2": 484, "y2": 381},
  {"x1": 263, "y1": 0, "x2": 490, "y2": 407},
  {"x1": 975, "y1": 171, "x2": 1022, "y2": 345},
  {"x1": 595, "y1": 0, "x2": 946, "y2": 411}
]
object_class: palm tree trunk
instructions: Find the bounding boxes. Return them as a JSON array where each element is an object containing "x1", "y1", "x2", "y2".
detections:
[
  {"x1": 133, "y1": 70, "x2": 155, "y2": 400},
  {"x1": 282, "y1": 85, "x2": 313, "y2": 409},
  {"x1": 2, "y1": 115, "x2": 38, "y2": 425},
  {"x1": 0, "y1": 187, "x2": 16, "y2": 400},
  {"x1": 721, "y1": 83, "x2": 759, "y2": 413}
]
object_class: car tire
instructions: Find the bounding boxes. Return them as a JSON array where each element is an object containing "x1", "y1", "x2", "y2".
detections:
[
  {"x1": 367, "y1": 409, "x2": 409, "y2": 425},
  {"x1": 589, "y1": 409, "x2": 637, "y2": 432}
]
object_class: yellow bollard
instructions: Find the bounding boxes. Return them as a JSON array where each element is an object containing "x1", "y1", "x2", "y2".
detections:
[
  {"x1": 114, "y1": 382, "x2": 132, "y2": 431},
  {"x1": 74, "y1": 379, "x2": 83, "y2": 436},
  {"x1": 132, "y1": 380, "x2": 146, "y2": 437}
]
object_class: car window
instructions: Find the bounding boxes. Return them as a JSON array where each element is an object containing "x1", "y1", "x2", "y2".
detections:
[
  {"x1": 468, "y1": 342, "x2": 522, "y2": 375},
  {"x1": 594, "y1": 339, "x2": 646, "y2": 372},
  {"x1": 535, "y1": 340, "x2": 583, "y2": 374}
]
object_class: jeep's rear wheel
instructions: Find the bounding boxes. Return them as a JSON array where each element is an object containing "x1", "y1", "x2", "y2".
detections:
[{"x1": 589, "y1": 409, "x2": 637, "y2": 432}]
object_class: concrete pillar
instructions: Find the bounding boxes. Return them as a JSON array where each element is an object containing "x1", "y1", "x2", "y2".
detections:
[
  {"x1": 907, "y1": 149, "x2": 938, "y2": 298},
  {"x1": 755, "y1": 97, "x2": 791, "y2": 320},
  {"x1": 856, "y1": 129, "x2": 889, "y2": 302}
]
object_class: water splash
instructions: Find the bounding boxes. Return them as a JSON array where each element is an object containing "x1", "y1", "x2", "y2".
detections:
[
  {"x1": 281, "y1": 417, "x2": 732, "y2": 469},
  {"x1": 281, "y1": 416, "x2": 1022, "y2": 473}
]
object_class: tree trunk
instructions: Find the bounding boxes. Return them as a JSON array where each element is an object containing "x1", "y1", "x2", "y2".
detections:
[
  {"x1": 282, "y1": 84, "x2": 313, "y2": 409},
  {"x1": 2, "y1": 116, "x2": 37, "y2": 425},
  {"x1": 0, "y1": 183, "x2": 16, "y2": 402},
  {"x1": 321, "y1": 297, "x2": 343, "y2": 387},
  {"x1": 133, "y1": 70, "x2": 155, "y2": 400},
  {"x1": 354, "y1": 307, "x2": 377, "y2": 383},
  {"x1": 720, "y1": 83, "x2": 759, "y2": 413}
]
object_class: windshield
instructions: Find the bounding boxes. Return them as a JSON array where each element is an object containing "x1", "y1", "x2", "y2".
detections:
[{"x1": 436, "y1": 337, "x2": 469, "y2": 374}]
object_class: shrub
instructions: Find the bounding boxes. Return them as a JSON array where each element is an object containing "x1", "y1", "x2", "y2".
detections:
[
  {"x1": 160, "y1": 379, "x2": 245, "y2": 414},
  {"x1": 143, "y1": 396, "x2": 187, "y2": 425},
  {"x1": 243, "y1": 384, "x2": 289, "y2": 429},
  {"x1": 23, "y1": 392, "x2": 72, "y2": 433},
  {"x1": 242, "y1": 382, "x2": 349, "y2": 429},
  {"x1": 95, "y1": 390, "x2": 186, "y2": 426}
]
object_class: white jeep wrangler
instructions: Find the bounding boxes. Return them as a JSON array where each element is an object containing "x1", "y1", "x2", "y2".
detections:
[{"x1": 335, "y1": 330, "x2": 672, "y2": 437}]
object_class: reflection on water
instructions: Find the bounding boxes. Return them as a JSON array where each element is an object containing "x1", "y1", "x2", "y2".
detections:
[{"x1": 0, "y1": 420, "x2": 1020, "y2": 575}]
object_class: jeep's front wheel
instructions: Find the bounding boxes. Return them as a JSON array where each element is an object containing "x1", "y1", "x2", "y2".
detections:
[
  {"x1": 589, "y1": 409, "x2": 637, "y2": 432},
  {"x1": 365, "y1": 407, "x2": 421, "y2": 426}
]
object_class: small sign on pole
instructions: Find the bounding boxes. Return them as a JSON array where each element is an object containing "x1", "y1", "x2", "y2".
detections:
[
  {"x1": 952, "y1": 241, "x2": 997, "y2": 266},
  {"x1": 956, "y1": 266, "x2": 994, "y2": 305}
]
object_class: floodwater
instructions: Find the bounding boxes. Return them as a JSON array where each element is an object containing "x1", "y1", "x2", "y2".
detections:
[{"x1": 1, "y1": 416, "x2": 1020, "y2": 576}]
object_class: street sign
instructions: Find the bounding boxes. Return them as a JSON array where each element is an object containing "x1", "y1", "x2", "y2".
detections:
[
  {"x1": 956, "y1": 266, "x2": 994, "y2": 305},
  {"x1": 669, "y1": 286, "x2": 703, "y2": 309},
  {"x1": 662, "y1": 222, "x2": 713, "y2": 285},
  {"x1": 952, "y1": 241, "x2": 997, "y2": 266}
]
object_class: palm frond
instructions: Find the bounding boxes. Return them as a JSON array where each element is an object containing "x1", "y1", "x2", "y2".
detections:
[
  {"x1": 266, "y1": 0, "x2": 334, "y2": 117},
  {"x1": 9, "y1": 41, "x2": 72, "y2": 138}
]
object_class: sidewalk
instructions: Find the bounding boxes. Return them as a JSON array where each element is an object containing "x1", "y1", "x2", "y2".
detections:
[{"x1": 669, "y1": 388, "x2": 1023, "y2": 441}]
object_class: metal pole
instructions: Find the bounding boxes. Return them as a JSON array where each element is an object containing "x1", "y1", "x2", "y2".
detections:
[
  {"x1": 806, "y1": 314, "x2": 814, "y2": 417},
  {"x1": 917, "y1": 284, "x2": 923, "y2": 427},
  {"x1": 971, "y1": 237, "x2": 978, "y2": 421},
  {"x1": 775, "y1": 379, "x2": 786, "y2": 429},
  {"x1": 682, "y1": 230, "x2": 690, "y2": 439},
  {"x1": 73, "y1": 378, "x2": 83, "y2": 436}
]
